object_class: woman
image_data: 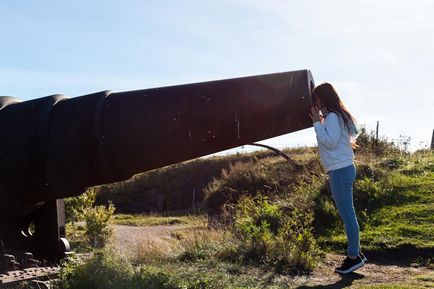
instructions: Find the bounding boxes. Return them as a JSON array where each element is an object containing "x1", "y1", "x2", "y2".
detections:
[{"x1": 309, "y1": 82, "x2": 366, "y2": 274}]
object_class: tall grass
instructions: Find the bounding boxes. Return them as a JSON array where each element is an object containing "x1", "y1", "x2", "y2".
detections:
[
  {"x1": 204, "y1": 156, "x2": 324, "y2": 221},
  {"x1": 220, "y1": 194, "x2": 321, "y2": 272},
  {"x1": 56, "y1": 249, "x2": 216, "y2": 289}
]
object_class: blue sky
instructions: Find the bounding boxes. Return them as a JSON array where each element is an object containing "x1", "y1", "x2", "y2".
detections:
[{"x1": 1, "y1": 0, "x2": 433, "y2": 154}]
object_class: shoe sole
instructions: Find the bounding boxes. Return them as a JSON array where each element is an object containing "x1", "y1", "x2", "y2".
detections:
[{"x1": 335, "y1": 261, "x2": 365, "y2": 274}]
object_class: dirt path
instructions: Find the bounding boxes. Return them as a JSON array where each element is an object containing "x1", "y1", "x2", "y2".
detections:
[
  {"x1": 287, "y1": 253, "x2": 433, "y2": 288},
  {"x1": 112, "y1": 224, "x2": 434, "y2": 288},
  {"x1": 113, "y1": 223, "x2": 193, "y2": 252}
]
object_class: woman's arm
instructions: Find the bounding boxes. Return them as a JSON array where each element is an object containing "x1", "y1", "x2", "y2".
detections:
[{"x1": 313, "y1": 112, "x2": 341, "y2": 149}]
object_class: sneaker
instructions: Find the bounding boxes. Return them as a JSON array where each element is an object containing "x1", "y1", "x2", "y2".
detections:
[
  {"x1": 359, "y1": 251, "x2": 367, "y2": 263},
  {"x1": 335, "y1": 256, "x2": 365, "y2": 274}
]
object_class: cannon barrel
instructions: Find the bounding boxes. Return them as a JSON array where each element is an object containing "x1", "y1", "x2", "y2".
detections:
[
  {"x1": 0, "y1": 69, "x2": 314, "y2": 218},
  {"x1": 0, "y1": 69, "x2": 314, "y2": 264}
]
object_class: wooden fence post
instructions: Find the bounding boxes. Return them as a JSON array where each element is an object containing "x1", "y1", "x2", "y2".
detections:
[
  {"x1": 375, "y1": 121, "x2": 379, "y2": 147},
  {"x1": 431, "y1": 129, "x2": 434, "y2": 150}
]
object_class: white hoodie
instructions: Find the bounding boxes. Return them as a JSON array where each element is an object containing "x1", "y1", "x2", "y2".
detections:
[{"x1": 313, "y1": 112, "x2": 354, "y2": 172}]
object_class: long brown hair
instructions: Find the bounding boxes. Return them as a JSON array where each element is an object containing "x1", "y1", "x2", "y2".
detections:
[{"x1": 313, "y1": 82, "x2": 358, "y2": 147}]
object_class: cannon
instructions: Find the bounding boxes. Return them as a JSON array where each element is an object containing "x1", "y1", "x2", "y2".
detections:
[{"x1": 0, "y1": 69, "x2": 314, "y2": 269}]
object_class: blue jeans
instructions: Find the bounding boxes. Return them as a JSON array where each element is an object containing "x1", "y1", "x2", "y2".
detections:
[{"x1": 328, "y1": 164, "x2": 360, "y2": 256}]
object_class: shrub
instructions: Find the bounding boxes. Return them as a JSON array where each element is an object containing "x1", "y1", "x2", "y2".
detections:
[
  {"x1": 65, "y1": 188, "x2": 97, "y2": 224},
  {"x1": 84, "y1": 202, "x2": 115, "y2": 248},
  {"x1": 222, "y1": 194, "x2": 321, "y2": 272},
  {"x1": 354, "y1": 177, "x2": 382, "y2": 206},
  {"x1": 354, "y1": 127, "x2": 400, "y2": 157}
]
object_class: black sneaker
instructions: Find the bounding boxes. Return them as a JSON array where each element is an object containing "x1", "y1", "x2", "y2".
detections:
[
  {"x1": 359, "y1": 251, "x2": 367, "y2": 263},
  {"x1": 335, "y1": 256, "x2": 365, "y2": 274}
]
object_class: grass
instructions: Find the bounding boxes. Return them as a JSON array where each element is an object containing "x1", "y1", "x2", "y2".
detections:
[
  {"x1": 112, "y1": 213, "x2": 207, "y2": 227},
  {"x1": 57, "y1": 243, "x2": 434, "y2": 289},
  {"x1": 60, "y1": 229, "x2": 301, "y2": 289},
  {"x1": 297, "y1": 284, "x2": 430, "y2": 289},
  {"x1": 60, "y1": 134, "x2": 434, "y2": 288},
  {"x1": 320, "y1": 152, "x2": 434, "y2": 260},
  {"x1": 415, "y1": 272, "x2": 434, "y2": 282},
  {"x1": 93, "y1": 149, "x2": 294, "y2": 214},
  {"x1": 58, "y1": 249, "x2": 301, "y2": 289}
]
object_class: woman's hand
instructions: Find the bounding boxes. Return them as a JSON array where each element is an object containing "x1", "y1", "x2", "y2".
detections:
[{"x1": 309, "y1": 106, "x2": 322, "y2": 124}]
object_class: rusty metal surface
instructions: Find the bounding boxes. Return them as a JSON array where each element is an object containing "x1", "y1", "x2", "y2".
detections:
[{"x1": 0, "y1": 266, "x2": 59, "y2": 285}]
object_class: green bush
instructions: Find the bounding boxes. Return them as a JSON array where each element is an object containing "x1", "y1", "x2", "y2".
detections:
[
  {"x1": 222, "y1": 194, "x2": 321, "y2": 272},
  {"x1": 65, "y1": 188, "x2": 97, "y2": 224},
  {"x1": 354, "y1": 177, "x2": 382, "y2": 205},
  {"x1": 84, "y1": 202, "x2": 115, "y2": 248}
]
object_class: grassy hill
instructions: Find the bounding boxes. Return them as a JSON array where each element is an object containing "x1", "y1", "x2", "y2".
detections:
[
  {"x1": 60, "y1": 131, "x2": 434, "y2": 288},
  {"x1": 93, "y1": 131, "x2": 433, "y2": 260},
  {"x1": 93, "y1": 148, "x2": 291, "y2": 213}
]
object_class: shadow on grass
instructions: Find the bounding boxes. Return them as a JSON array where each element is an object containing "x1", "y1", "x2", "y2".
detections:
[
  {"x1": 320, "y1": 243, "x2": 434, "y2": 267},
  {"x1": 294, "y1": 272, "x2": 364, "y2": 289},
  {"x1": 363, "y1": 246, "x2": 434, "y2": 267}
]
